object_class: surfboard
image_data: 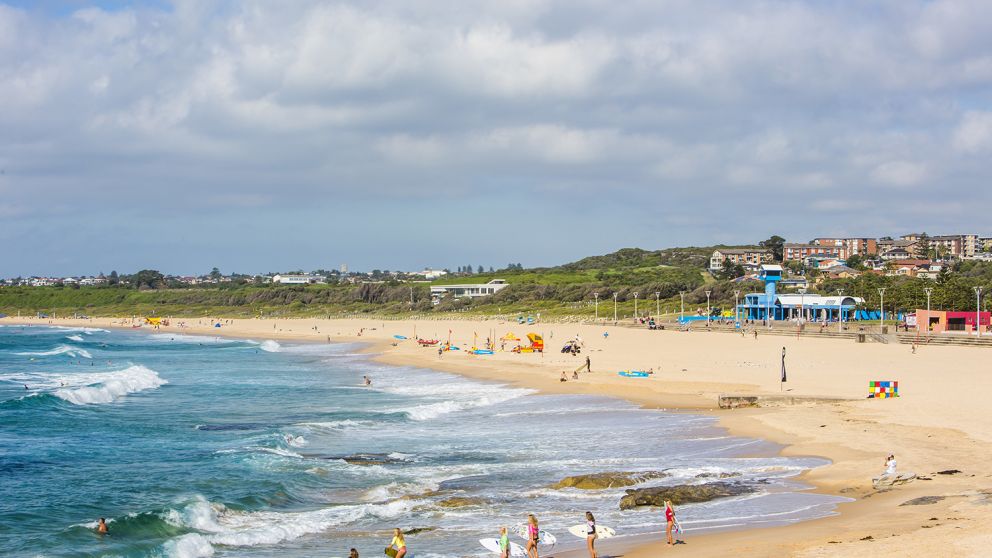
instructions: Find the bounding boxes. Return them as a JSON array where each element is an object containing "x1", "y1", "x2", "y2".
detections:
[
  {"x1": 568, "y1": 524, "x2": 616, "y2": 539},
  {"x1": 673, "y1": 515, "x2": 684, "y2": 535},
  {"x1": 480, "y1": 538, "x2": 526, "y2": 556},
  {"x1": 393, "y1": 335, "x2": 407, "y2": 340},
  {"x1": 618, "y1": 370, "x2": 649, "y2": 378},
  {"x1": 512, "y1": 524, "x2": 557, "y2": 546}
]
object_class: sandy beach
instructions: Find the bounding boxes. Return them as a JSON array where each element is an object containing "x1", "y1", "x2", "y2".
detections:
[{"x1": 6, "y1": 315, "x2": 992, "y2": 557}]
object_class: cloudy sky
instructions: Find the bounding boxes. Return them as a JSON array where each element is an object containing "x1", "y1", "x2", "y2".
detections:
[{"x1": 2, "y1": 0, "x2": 991, "y2": 276}]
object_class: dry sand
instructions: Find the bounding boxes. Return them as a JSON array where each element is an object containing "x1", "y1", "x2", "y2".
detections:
[{"x1": 6, "y1": 315, "x2": 992, "y2": 557}]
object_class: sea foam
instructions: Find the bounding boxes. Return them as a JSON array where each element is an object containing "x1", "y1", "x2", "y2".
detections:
[
  {"x1": 53, "y1": 365, "x2": 167, "y2": 405},
  {"x1": 16, "y1": 344, "x2": 92, "y2": 359}
]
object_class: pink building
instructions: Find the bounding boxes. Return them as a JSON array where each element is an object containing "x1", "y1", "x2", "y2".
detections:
[{"x1": 916, "y1": 309, "x2": 991, "y2": 333}]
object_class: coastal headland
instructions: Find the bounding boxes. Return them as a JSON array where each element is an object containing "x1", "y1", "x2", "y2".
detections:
[{"x1": 6, "y1": 315, "x2": 992, "y2": 557}]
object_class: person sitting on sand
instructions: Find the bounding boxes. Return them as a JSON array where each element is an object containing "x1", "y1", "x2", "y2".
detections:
[
  {"x1": 560, "y1": 371, "x2": 568, "y2": 382},
  {"x1": 97, "y1": 518, "x2": 108, "y2": 535},
  {"x1": 884, "y1": 454, "x2": 897, "y2": 477},
  {"x1": 572, "y1": 369, "x2": 580, "y2": 380},
  {"x1": 387, "y1": 528, "x2": 406, "y2": 558}
]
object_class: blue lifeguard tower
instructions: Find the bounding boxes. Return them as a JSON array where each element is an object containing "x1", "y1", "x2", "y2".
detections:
[{"x1": 739, "y1": 264, "x2": 783, "y2": 321}]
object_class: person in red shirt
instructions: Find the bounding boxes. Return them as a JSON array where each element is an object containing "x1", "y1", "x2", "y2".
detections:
[{"x1": 664, "y1": 501, "x2": 676, "y2": 545}]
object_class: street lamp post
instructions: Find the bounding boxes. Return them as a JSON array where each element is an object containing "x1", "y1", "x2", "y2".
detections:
[
  {"x1": 923, "y1": 287, "x2": 933, "y2": 341},
  {"x1": 705, "y1": 290, "x2": 712, "y2": 324},
  {"x1": 633, "y1": 292, "x2": 639, "y2": 320},
  {"x1": 593, "y1": 292, "x2": 599, "y2": 321},
  {"x1": 679, "y1": 291, "x2": 685, "y2": 323},
  {"x1": 972, "y1": 286, "x2": 982, "y2": 337},
  {"x1": 878, "y1": 288, "x2": 887, "y2": 334},
  {"x1": 733, "y1": 289, "x2": 741, "y2": 324},
  {"x1": 655, "y1": 292, "x2": 661, "y2": 321},
  {"x1": 613, "y1": 292, "x2": 618, "y2": 322},
  {"x1": 798, "y1": 287, "x2": 807, "y2": 323},
  {"x1": 836, "y1": 289, "x2": 844, "y2": 333}
]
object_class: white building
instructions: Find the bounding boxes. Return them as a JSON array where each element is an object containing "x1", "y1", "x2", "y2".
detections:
[
  {"x1": 418, "y1": 268, "x2": 448, "y2": 280},
  {"x1": 272, "y1": 274, "x2": 324, "y2": 285},
  {"x1": 430, "y1": 279, "x2": 509, "y2": 301}
]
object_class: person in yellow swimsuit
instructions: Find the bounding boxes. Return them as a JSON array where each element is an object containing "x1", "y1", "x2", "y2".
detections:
[{"x1": 387, "y1": 528, "x2": 407, "y2": 558}]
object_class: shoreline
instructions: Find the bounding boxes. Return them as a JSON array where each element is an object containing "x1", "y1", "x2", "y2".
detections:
[{"x1": 5, "y1": 316, "x2": 992, "y2": 556}]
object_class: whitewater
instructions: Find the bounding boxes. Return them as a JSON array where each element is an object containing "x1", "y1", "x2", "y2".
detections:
[{"x1": 0, "y1": 326, "x2": 847, "y2": 558}]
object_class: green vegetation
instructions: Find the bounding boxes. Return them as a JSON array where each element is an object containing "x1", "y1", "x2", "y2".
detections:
[{"x1": 3, "y1": 248, "x2": 991, "y2": 320}]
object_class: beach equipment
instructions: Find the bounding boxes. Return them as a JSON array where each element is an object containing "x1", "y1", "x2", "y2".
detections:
[
  {"x1": 512, "y1": 525, "x2": 557, "y2": 546},
  {"x1": 393, "y1": 335, "x2": 407, "y2": 340},
  {"x1": 618, "y1": 371, "x2": 649, "y2": 378},
  {"x1": 868, "y1": 380, "x2": 899, "y2": 398},
  {"x1": 480, "y1": 538, "x2": 526, "y2": 556},
  {"x1": 525, "y1": 333, "x2": 544, "y2": 352},
  {"x1": 567, "y1": 524, "x2": 616, "y2": 539},
  {"x1": 469, "y1": 348, "x2": 494, "y2": 355},
  {"x1": 417, "y1": 339, "x2": 439, "y2": 346},
  {"x1": 501, "y1": 333, "x2": 520, "y2": 341}
]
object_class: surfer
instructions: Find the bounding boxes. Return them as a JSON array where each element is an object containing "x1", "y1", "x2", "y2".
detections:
[
  {"x1": 97, "y1": 517, "x2": 108, "y2": 535},
  {"x1": 525, "y1": 514, "x2": 540, "y2": 558},
  {"x1": 585, "y1": 511, "x2": 598, "y2": 558},
  {"x1": 664, "y1": 500, "x2": 677, "y2": 545},
  {"x1": 349, "y1": 549, "x2": 359, "y2": 558},
  {"x1": 498, "y1": 526, "x2": 510, "y2": 558},
  {"x1": 387, "y1": 528, "x2": 407, "y2": 558},
  {"x1": 363, "y1": 375, "x2": 372, "y2": 387}
]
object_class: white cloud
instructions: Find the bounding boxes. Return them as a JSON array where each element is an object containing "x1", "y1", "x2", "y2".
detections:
[
  {"x1": 953, "y1": 111, "x2": 992, "y2": 153},
  {"x1": 871, "y1": 161, "x2": 929, "y2": 187}
]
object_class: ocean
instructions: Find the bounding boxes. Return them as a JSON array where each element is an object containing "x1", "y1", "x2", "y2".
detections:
[{"x1": 0, "y1": 325, "x2": 846, "y2": 557}]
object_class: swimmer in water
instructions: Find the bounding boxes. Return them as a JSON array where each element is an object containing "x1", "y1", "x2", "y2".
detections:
[
  {"x1": 364, "y1": 375, "x2": 372, "y2": 387},
  {"x1": 97, "y1": 518, "x2": 108, "y2": 534}
]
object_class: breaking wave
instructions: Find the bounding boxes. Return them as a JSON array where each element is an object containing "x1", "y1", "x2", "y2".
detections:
[{"x1": 52, "y1": 365, "x2": 167, "y2": 405}]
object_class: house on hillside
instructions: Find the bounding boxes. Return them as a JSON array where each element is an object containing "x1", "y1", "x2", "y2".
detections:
[
  {"x1": 709, "y1": 248, "x2": 772, "y2": 272},
  {"x1": 430, "y1": 279, "x2": 509, "y2": 303}
]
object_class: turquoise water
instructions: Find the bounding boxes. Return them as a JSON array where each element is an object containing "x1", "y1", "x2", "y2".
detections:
[{"x1": 0, "y1": 325, "x2": 846, "y2": 557}]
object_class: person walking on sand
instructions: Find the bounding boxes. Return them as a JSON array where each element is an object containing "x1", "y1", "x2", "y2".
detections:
[
  {"x1": 498, "y1": 526, "x2": 510, "y2": 558},
  {"x1": 585, "y1": 511, "x2": 598, "y2": 558},
  {"x1": 585, "y1": 355, "x2": 591, "y2": 373},
  {"x1": 525, "y1": 514, "x2": 541, "y2": 558},
  {"x1": 386, "y1": 528, "x2": 407, "y2": 558},
  {"x1": 664, "y1": 500, "x2": 677, "y2": 545}
]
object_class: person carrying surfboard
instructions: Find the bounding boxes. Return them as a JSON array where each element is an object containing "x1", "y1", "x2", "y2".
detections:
[
  {"x1": 385, "y1": 528, "x2": 406, "y2": 558},
  {"x1": 584, "y1": 512, "x2": 598, "y2": 558},
  {"x1": 525, "y1": 514, "x2": 540, "y2": 558},
  {"x1": 498, "y1": 526, "x2": 510, "y2": 558},
  {"x1": 664, "y1": 500, "x2": 677, "y2": 545}
]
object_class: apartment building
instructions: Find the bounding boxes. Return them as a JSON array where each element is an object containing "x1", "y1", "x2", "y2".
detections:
[
  {"x1": 709, "y1": 248, "x2": 773, "y2": 271},
  {"x1": 783, "y1": 243, "x2": 846, "y2": 261},
  {"x1": 811, "y1": 237, "x2": 878, "y2": 257}
]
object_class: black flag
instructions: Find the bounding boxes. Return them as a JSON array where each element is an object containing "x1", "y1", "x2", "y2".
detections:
[{"x1": 781, "y1": 347, "x2": 787, "y2": 383}]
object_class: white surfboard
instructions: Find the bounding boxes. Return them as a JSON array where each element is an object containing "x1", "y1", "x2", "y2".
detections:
[
  {"x1": 568, "y1": 524, "x2": 616, "y2": 539},
  {"x1": 512, "y1": 524, "x2": 557, "y2": 546},
  {"x1": 480, "y1": 538, "x2": 526, "y2": 556}
]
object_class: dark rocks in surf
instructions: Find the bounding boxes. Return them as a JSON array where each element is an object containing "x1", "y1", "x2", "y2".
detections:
[
  {"x1": 694, "y1": 472, "x2": 742, "y2": 479},
  {"x1": 195, "y1": 423, "x2": 267, "y2": 431},
  {"x1": 315, "y1": 453, "x2": 405, "y2": 466},
  {"x1": 618, "y1": 482, "x2": 753, "y2": 510},
  {"x1": 435, "y1": 497, "x2": 488, "y2": 508},
  {"x1": 551, "y1": 471, "x2": 669, "y2": 490}
]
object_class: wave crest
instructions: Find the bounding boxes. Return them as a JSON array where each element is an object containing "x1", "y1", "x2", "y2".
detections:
[{"x1": 53, "y1": 365, "x2": 167, "y2": 405}]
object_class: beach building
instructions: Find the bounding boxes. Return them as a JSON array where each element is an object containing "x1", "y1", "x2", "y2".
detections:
[
  {"x1": 430, "y1": 279, "x2": 509, "y2": 302},
  {"x1": 272, "y1": 274, "x2": 324, "y2": 285},
  {"x1": 709, "y1": 248, "x2": 773, "y2": 272},
  {"x1": 877, "y1": 238, "x2": 919, "y2": 259},
  {"x1": 737, "y1": 265, "x2": 862, "y2": 321},
  {"x1": 916, "y1": 309, "x2": 991, "y2": 334},
  {"x1": 417, "y1": 268, "x2": 448, "y2": 280}
]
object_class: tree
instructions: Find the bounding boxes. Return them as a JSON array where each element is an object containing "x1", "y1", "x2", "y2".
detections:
[
  {"x1": 209, "y1": 267, "x2": 222, "y2": 280},
  {"x1": 917, "y1": 233, "x2": 931, "y2": 260},
  {"x1": 760, "y1": 235, "x2": 786, "y2": 262},
  {"x1": 846, "y1": 254, "x2": 864, "y2": 270},
  {"x1": 477, "y1": 265, "x2": 484, "y2": 274},
  {"x1": 108, "y1": 270, "x2": 119, "y2": 286},
  {"x1": 131, "y1": 269, "x2": 164, "y2": 289}
]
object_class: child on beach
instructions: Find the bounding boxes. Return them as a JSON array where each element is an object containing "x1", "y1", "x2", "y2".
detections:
[
  {"x1": 664, "y1": 501, "x2": 677, "y2": 545},
  {"x1": 498, "y1": 526, "x2": 510, "y2": 558},
  {"x1": 585, "y1": 511, "x2": 598, "y2": 558},
  {"x1": 525, "y1": 514, "x2": 540, "y2": 558},
  {"x1": 386, "y1": 528, "x2": 406, "y2": 557}
]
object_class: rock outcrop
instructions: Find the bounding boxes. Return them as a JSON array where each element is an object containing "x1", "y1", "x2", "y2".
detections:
[
  {"x1": 618, "y1": 482, "x2": 752, "y2": 510},
  {"x1": 551, "y1": 471, "x2": 668, "y2": 490}
]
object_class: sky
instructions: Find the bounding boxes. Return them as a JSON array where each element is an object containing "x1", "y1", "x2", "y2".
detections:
[{"x1": 2, "y1": 0, "x2": 992, "y2": 277}]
